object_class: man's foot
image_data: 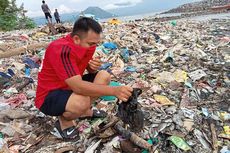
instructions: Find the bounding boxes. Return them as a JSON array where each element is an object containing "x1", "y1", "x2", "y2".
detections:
[
  {"x1": 54, "y1": 120, "x2": 79, "y2": 141},
  {"x1": 79, "y1": 109, "x2": 107, "y2": 120}
]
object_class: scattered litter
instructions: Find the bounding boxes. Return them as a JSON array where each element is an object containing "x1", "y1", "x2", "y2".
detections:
[{"x1": 0, "y1": 14, "x2": 229, "y2": 152}]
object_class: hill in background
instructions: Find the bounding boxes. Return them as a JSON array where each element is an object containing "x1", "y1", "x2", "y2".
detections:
[
  {"x1": 165, "y1": 0, "x2": 230, "y2": 13},
  {"x1": 33, "y1": 6, "x2": 115, "y2": 25},
  {"x1": 82, "y1": 7, "x2": 115, "y2": 19}
]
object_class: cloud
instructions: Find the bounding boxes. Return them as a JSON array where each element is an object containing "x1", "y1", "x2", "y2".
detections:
[
  {"x1": 26, "y1": 10, "x2": 44, "y2": 17},
  {"x1": 25, "y1": 4, "x2": 76, "y2": 17},
  {"x1": 104, "y1": 0, "x2": 143, "y2": 10},
  {"x1": 54, "y1": 4, "x2": 76, "y2": 14},
  {"x1": 70, "y1": 0, "x2": 84, "y2": 3},
  {"x1": 114, "y1": 2, "x2": 132, "y2": 6}
]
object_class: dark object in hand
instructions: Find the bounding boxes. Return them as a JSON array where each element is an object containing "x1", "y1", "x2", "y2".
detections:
[{"x1": 117, "y1": 88, "x2": 144, "y2": 132}]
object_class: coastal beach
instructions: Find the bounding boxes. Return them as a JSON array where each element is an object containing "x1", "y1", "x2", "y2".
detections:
[{"x1": 0, "y1": 12, "x2": 229, "y2": 152}]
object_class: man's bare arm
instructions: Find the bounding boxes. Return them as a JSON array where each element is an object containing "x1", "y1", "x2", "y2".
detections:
[{"x1": 65, "y1": 75, "x2": 132, "y2": 101}]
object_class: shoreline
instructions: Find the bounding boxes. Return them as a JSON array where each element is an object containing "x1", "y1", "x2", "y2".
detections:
[{"x1": 137, "y1": 10, "x2": 230, "y2": 22}]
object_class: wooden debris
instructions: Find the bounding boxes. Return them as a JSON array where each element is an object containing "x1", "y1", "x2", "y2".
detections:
[
  {"x1": 114, "y1": 122, "x2": 152, "y2": 150},
  {"x1": 95, "y1": 116, "x2": 119, "y2": 134},
  {"x1": 210, "y1": 122, "x2": 218, "y2": 153},
  {"x1": 48, "y1": 23, "x2": 58, "y2": 35},
  {"x1": 85, "y1": 139, "x2": 102, "y2": 153},
  {"x1": 130, "y1": 132, "x2": 152, "y2": 150},
  {"x1": 34, "y1": 142, "x2": 75, "y2": 153},
  {"x1": 54, "y1": 146, "x2": 75, "y2": 153},
  {"x1": 0, "y1": 43, "x2": 49, "y2": 58}
]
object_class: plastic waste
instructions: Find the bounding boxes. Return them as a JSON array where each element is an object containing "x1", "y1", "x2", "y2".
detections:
[
  {"x1": 194, "y1": 129, "x2": 211, "y2": 149},
  {"x1": 152, "y1": 33, "x2": 161, "y2": 43},
  {"x1": 224, "y1": 126, "x2": 230, "y2": 135},
  {"x1": 220, "y1": 146, "x2": 230, "y2": 153},
  {"x1": 117, "y1": 88, "x2": 144, "y2": 132},
  {"x1": 201, "y1": 108, "x2": 210, "y2": 117},
  {"x1": 3, "y1": 88, "x2": 18, "y2": 96},
  {"x1": 25, "y1": 66, "x2": 31, "y2": 77},
  {"x1": 0, "y1": 72, "x2": 11, "y2": 79},
  {"x1": 169, "y1": 136, "x2": 191, "y2": 151},
  {"x1": 23, "y1": 57, "x2": 39, "y2": 69},
  {"x1": 99, "y1": 63, "x2": 113, "y2": 70},
  {"x1": 181, "y1": 108, "x2": 195, "y2": 119},
  {"x1": 173, "y1": 70, "x2": 188, "y2": 83},
  {"x1": 0, "y1": 102, "x2": 10, "y2": 111},
  {"x1": 164, "y1": 51, "x2": 174, "y2": 63},
  {"x1": 103, "y1": 42, "x2": 117, "y2": 50},
  {"x1": 100, "y1": 81, "x2": 121, "y2": 101},
  {"x1": 124, "y1": 66, "x2": 136, "y2": 72},
  {"x1": 170, "y1": 20, "x2": 177, "y2": 26},
  {"x1": 0, "y1": 133, "x2": 10, "y2": 153},
  {"x1": 7, "y1": 69, "x2": 15, "y2": 77},
  {"x1": 219, "y1": 112, "x2": 230, "y2": 121},
  {"x1": 154, "y1": 95, "x2": 175, "y2": 106},
  {"x1": 120, "y1": 48, "x2": 130, "y2": 63},
  {"x1": 142, "y1": 139, "x2": 153, "y2": 153},
  {"x1": 188, "y1": 70, "x2": 207, "y2": 81}
]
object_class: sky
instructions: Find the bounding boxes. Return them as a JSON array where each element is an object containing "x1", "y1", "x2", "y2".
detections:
[{"x1": 16, "y1": 0, "x2": 200, "y2": 17}]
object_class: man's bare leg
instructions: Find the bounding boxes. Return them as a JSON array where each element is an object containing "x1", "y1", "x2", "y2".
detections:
[
  {"x1": 59, "y1": 70, "x2": 111, "y2": 130},
  {"x1": 58, "y1": 94, "x2": 91, "y2": 130},
  {"x1": 82, "y1": 70, "x2": 111, "y2": 117}
]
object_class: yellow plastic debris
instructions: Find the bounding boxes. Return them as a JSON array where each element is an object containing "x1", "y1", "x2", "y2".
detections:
[
  {"x1": 108, "y1": 18, "x2": 121, "y2": 25},
  {"x1": 224, "y1": 126, "x2": 230, "y2": 135},
  {"x1": 154, "y1": 95, "x2": 175, "y2": 106},
  {"x1": 219, "y1": 112, "x2": 230, "y2": 121},
  {"x1": 173, "y1": 70, "x2": 188, "y2": 83},
  {"x1": 219, "y1": 126, "x2": 230, "y2": 140}
]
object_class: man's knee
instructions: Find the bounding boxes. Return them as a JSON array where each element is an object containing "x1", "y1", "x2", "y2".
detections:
[
  {"x1": 66, "y1": 94, "x2": 91, "y2": 114},
  {"x1": 97, "y1": 70, "x2": 111, "y2": 83}
]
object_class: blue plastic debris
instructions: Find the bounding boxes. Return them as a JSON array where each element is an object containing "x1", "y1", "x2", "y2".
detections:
[
  {"x1": 99, "y1": 63, "x2": 113, "y2": 70},
  {"x1": 25, "y1": 67, "x2": 31, "y2": 77},
  {"x1": 120, "y1": 48, "x2": 130, "y2": 63},
  {"x1": 23, "y1": 57, "x2": 39, "y2": 69},
  {"x1": 0, "y1": 72, "x2": 11, "y2": 79},
  {"x1": 7, "y1": 69, "x2": 15, "y2": 77},
  {"x1": 124, "y1": 66, "x2": 136, "y2": 72},
  {"x1": 101, "y1": 81, "x2": 121, "y2": 101},
  {"x1": 103, "y1": 42, "x2": 117, "y2": 50}
]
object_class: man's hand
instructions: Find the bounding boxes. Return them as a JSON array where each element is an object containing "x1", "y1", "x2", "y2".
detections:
[
  {"x1": 114, "y1": 86, "x2": 133, "y2": 102},
  {"x1": 88, "y1": 57, "x2": 102, "y2": 72}
]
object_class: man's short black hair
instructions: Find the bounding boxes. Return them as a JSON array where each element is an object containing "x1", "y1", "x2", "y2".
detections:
[
  {"x1": 42, "y1": 0, "x2": 45, "y2": 3},
  {"x1": 71, "y1": 17, "x2": 102, "y2": 38}
]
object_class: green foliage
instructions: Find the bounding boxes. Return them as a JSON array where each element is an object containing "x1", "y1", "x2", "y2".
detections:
[
  {"x1": 0, "y1": 13, "x2": 17, "y2": 31},
  {"x1": 0, "y1": 0, "x2": 36, "y2": 31},
  {"x1": 18, "y1": 17, "x2": 36, "y2": 29},
  {"x1": 0, "y1": 0, "x2": 9, "y2": 15}
]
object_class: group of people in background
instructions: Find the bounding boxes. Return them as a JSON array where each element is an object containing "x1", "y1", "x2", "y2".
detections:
[{"x1": 41, "y1": 0, "x2": 61, "y2": 24}]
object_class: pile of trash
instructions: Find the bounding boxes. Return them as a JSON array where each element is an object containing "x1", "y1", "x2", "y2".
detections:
[{"x1": 0, "y1": 17, "x2": 229, "y2": 153}]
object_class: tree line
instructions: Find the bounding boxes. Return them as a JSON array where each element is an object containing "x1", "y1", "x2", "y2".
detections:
[{"x1": 0, "y1": 0, "x2": 36, "y2": 31}]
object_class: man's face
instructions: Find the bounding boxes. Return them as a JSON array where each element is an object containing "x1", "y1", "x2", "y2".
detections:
[{"x1": 73, "y1": 30, "x2": 101, "y2": 48}]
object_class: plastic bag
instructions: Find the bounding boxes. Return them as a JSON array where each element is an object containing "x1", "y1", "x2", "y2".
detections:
[{"x1": 117, "y1": 88, "x2": 144, "y2": 132}]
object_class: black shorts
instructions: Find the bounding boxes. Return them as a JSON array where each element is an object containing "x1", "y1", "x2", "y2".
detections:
[
  {"x1": 40, "y1": 73, "x2": 98, "y2": 116},
  {"x1": 44, "y1": 12, "x2": 52, "y2": 19}
]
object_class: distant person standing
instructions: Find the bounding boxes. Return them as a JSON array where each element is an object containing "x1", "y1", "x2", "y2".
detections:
[
  {"x1": 41, "y1": 0, "x2": 52, "y2": 24},
  {"x1": 54, "y1": 9, "x2": 61, "y2": 23}
]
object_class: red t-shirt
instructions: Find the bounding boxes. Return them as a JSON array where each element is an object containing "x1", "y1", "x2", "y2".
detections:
[{"x1": 35, "y1": 34, "x2": 96, "y2": 109}]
